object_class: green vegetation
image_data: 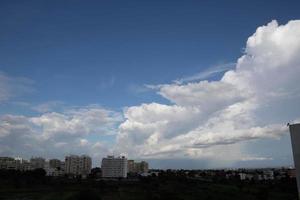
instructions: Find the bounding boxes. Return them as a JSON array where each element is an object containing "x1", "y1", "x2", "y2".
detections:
[{"x1": 0, "y1": 169, "x2": 298, "y2": 200}]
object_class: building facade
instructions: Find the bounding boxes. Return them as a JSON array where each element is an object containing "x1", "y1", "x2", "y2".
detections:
[
  {"x1": 21, "y1": 160, "x2": 32, "y2": 171},
  {"x1": 127, "y1": 160, "x2": 135, "y2": 173},
  {"x1": 127, "y1": 160, "x2": 149, "y2": 174},
  {"x1": 101, "y1": 156, "x2": 127, "y2": 178},
  {"x1": 0, "y1": 157, "x2": 32, "y2": 171},
  {"x1": 289, "y1": 123, "x2": 300, "y2": 198},
  {"x1": 30, "y1": 157, "x2": 46, "y2": 169},
  {"x1": 0, "y1": 157, "x2": 19, "y2": 170},
  {"x1": 49, "y1": 159, "x2": 61, "y2": 169},
  {"x1": 44, "y1": 159, "x2": 65, "y2": 176},
  {"x1": 65, "y1": 155, "x2": 92, "y2": 177},
  {"x1": 135, "y1": 161, "x2": 149, "y2": 173}
]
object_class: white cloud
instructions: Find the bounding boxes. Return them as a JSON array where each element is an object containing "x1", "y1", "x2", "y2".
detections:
[
  {"x1": 79, "y1": 138, "x2": 89, "y2": 146},
  {"x1": 116, "y1": 20, "x2": 300, "y2": 163},
  {"x1": 1, "y1": 20, "x2": 299, "y2": 168},
  {"x1": 159, "y1": 80, "x2": 248, "y2": 108},
  {"x1": 30, "y1": 105, "x2": 122, "y2": 139},
  {"x1": 174, "y1": 62, "x2": 235, "y2": 84},
  {"x1": 241, "y1": 156, "x2": 273, "y2": 161},
  {"x1": 0, "y1": 105, "x2": 122, "y2": 160}
]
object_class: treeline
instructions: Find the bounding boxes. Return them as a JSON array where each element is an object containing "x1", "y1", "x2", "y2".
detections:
[
  {"x1": 0, "y1": 169, "x2": 48, "y2": 188},
  {"x1": 0, "y1": 169, "x2": 298, "y2": 200}
]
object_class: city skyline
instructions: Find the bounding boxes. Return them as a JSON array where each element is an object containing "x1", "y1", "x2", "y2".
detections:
[
  {"x1": 0, "y1": 154, "x2": 150, "y2": 178},
  {"x1": 0, "y1": 0, "x2": 300, "y2": 169}
]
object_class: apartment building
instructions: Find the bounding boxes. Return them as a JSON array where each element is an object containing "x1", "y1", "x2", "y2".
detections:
[
  {"x1": 101, "y1": 156, "x2": 127, "y2": 178},
  {"x1": 65, "y1": 155, "x2": 92, "y2": 177},
  {"x1": 30, "y1": 157, "x2": 46, "y2": 169},
  {"x1": 127, "y1": 160, "x2": 149, "y2": 174}
]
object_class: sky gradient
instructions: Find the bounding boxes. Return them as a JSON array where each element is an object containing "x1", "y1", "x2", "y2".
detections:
[{"x1": 0, "y1": 0, "x2": 300, "y2": 168}]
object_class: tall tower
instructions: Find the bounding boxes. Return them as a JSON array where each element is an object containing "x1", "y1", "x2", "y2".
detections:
[{"x1": 289, "y1": 123, "x2": 300, "y2": 198}]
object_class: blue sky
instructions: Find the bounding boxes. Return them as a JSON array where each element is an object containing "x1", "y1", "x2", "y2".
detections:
[
  {"x1": 1, "y1": 0, "x2": 299, "y2": 109},
  {"x1": 1, "y1": 0, "x2": 300, "y2": 168}
]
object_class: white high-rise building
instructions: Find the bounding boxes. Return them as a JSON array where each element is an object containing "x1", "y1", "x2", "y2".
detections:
[
  {"x1": 289, "y1": 123, "x2": 300, "y2": 198},
  {"x1": 101, "y1": 156, "x2": 127, "y2": 178},
  {"x1": 65, "y1": 155, "x2": 92, "y2": 177}
]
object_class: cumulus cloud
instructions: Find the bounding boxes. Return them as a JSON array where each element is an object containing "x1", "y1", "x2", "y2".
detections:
[
  {"x1": 159, "y1": 81, "x2": 248, "y2": 109},
  {"x1": 1, "y1": 20, "x2": 299, "y2": 168},
  {"x1": 30, "y1": 105, "x2": 122, "y2": 139},
  {"x1": 116, "y1": 20, "x2": 300, "y2": 162},
  {"x1": 0, "y1": 105, "x2": 122, "y2": 160}
]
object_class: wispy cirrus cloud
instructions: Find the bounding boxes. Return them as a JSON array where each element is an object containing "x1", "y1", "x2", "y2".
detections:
[
  {"x1": 241, "y1": 156, "x2": 273, "y2": 161},
  {"x1": 31, "y1": 101, "x2": 64, "y2": 113},
  {"x1": 174, "y1": 62, "x2": 235, "y2": 84},
  {"x1": 98, "y1": 76, "x2": 116, "y2": 90},
  {"x1": 145, "y1": 62, "x2": 235, "y2": 91},
  {"x1": 0, "y1": 71, "x2": 34, "y2": 103}
]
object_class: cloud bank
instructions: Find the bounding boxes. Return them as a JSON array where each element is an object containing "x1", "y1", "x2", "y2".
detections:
[
  {"x1": 0, "y1": 20, "x2": 299, "y2": 168},
  {"x1": 0, "y1": 105, "x2": 122, "y2": 162},
  {"x1": 116, "y1": 20, "x2": 300, "y2": 163}
]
